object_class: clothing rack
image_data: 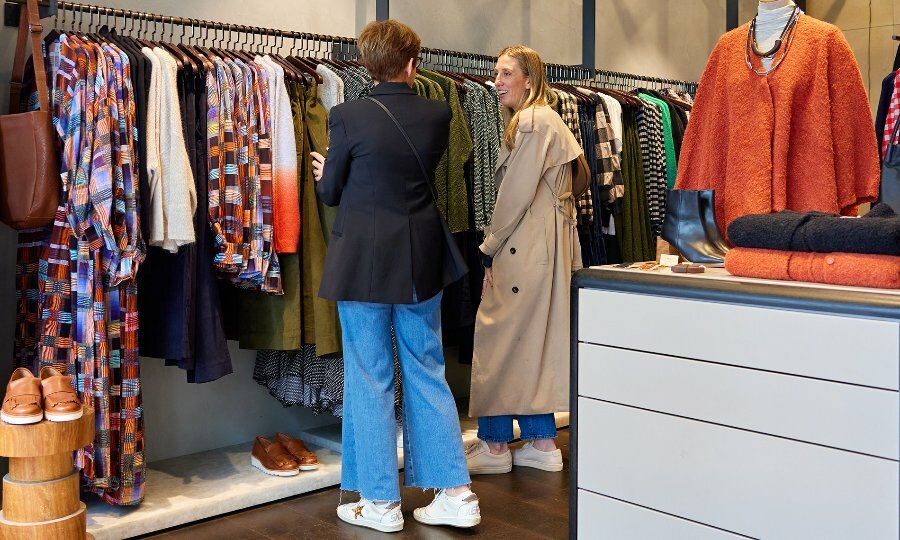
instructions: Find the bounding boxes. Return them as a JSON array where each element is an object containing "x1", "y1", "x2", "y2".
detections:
[
  {"x1": 5, "y1": 0, "x2": 696, "y2": 90},
  {"x1": 545, "y1": 62, "x2": 699, "y2": 95},
  {"x1": 590, "y1": 69, "x2": 698, "y2": 94}
]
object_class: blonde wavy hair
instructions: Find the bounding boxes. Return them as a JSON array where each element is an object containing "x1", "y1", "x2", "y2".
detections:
[{"x1": 498, "y1": 45, "x2": 553, "y2": 150}]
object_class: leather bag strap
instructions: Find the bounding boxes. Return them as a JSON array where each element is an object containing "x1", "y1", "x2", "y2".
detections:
[
  {"x1": 365, "y1": 96, "x2": 440, "y2": 205},
  {"x1": 9, "y1": 0, "x2": 48, "y2": 114}
]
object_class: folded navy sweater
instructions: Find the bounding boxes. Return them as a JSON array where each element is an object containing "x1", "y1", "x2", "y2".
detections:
[{"x1": 727, "y1": 204, "x2": 900, "y2": 256}]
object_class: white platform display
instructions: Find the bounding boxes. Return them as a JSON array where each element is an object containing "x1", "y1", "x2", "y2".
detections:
[
  {"x1": 85, "y1": 412, "x2": 569, "y2": 538},
  {"x1": 86, "y1": 439, "x2": 342, "y2": 540}
]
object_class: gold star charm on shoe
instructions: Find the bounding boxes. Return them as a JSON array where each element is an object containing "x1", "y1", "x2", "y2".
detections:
[{"x1": 353, "y1": 505, "x2": 364, "y2": 519}]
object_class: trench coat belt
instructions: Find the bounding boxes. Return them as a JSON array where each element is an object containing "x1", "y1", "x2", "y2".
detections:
[{"x1": 553, "y1": 188, "x2": 579, "y2": 263}]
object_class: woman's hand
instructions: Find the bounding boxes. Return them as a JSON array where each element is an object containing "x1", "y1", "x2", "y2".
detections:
[
  {"x1": 481, "y1": 267, "x2": 494, "y2": 298},
  {"x1": 310, "y1": 151, "x2": 326, "y2": 182}
]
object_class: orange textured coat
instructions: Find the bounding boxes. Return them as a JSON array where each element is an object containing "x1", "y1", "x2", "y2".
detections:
[{"x1": 676, "y1": 16, "x2": 880, "y2": 232}]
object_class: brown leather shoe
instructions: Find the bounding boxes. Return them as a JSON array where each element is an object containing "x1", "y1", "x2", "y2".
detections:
[
  {"x1": 39, "y1": 367, "x2": 83, "y2": 422},
  {"x1": 275, "y1": 432, "x2": 319, "y2": 471},
  {"x1": 2, "y1": 368, "x2": 44, "y2": 425},
  {"x1": 251, "y1": 436, "x2": 301, "y2": 477}
]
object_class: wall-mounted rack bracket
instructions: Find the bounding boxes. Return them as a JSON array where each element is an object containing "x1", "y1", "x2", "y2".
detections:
[{"x1": 4, "y1": 0, "x2": 57, "y2": 28}]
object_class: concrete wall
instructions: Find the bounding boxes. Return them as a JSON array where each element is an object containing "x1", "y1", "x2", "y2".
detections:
[
  {"x1": 805, "y1": 0, "x2": 898, "y2": 112},
  {"x1": 595, "y1": 0, "x2": 726, "y2": 82},
  {"x1": 393, "y1": 0, "x2": 582, "y2": 63}
]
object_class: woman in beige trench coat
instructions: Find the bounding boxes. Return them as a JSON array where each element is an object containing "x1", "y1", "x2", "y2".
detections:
[{"x1": 466, "y1": 46, "x2": 584, "y2": 476}]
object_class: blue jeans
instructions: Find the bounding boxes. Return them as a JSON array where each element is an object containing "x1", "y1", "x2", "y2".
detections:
[
  {"x1": 478, "y1": 414, "x2": 557, "y2": 443},
  {"x1": 338, "y1": 291, "x2": 471, "y2": 502}
]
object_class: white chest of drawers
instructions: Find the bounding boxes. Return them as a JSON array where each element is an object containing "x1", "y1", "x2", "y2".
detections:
[{"x1": 570, "y1": 268, "x2": 900, "y2": 540}]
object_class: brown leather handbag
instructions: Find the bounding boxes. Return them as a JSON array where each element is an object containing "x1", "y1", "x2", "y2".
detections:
[
  {"x1": 0, "y1": 0, "x2": 59, "y2": 229},
  {"x1": 571, "y1": 153, "x2": 590, "y2": 198}
]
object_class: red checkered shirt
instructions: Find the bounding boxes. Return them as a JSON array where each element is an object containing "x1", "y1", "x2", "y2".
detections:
[{"x1": 882, "y1": 69, "x2": 900, "y2": 156}]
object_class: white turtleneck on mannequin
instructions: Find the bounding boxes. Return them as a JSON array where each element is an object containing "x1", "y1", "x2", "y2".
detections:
[{"x1": 755, "y1": 0, "x2": 797, "y2": 69}]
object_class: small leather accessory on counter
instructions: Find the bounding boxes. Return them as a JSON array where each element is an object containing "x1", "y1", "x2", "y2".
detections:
[
  {"x1": 39, "y1": 366, "x2": 83, "y2": 422},
  {"x1": 1, "y1": 368, "x2": 43, "y2": 425},
  {"x1": 275, "y1": 432, "x2": 319, "y2": 471},
  {"x1": 671, "y1": 263, "x2": 706, "y2": 274},
  {"x1": 661, "y1": 189, "x2": 729, "y2": 266},
  {"x1": 878, "y1": 118, "x2": 900, "y2": 212},
  {"x1": 251, "y1": 436, "x2": 301, "y2": 477},
  {"x1": 0, "y1": 0, "x2": 60, "y2": 229}
]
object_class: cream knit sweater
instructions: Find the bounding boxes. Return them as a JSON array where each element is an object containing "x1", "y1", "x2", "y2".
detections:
[
  {"x1": 316, "y1": 64, "x2": 345, "y2": 112},
  {"x1": 142, "y1": 47, "x2": 196, "y2": 252}
]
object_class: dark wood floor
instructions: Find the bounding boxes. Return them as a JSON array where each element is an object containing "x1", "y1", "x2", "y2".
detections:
[{"x1": 140, "y1": 430, "x2": 570, "y2": 539}]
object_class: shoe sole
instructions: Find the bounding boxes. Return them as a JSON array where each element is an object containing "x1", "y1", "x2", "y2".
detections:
[
  {"x1": 0, "y1": 412, "x2": 43, "y2": 425},
  {"x1": 413, "y1": 511, "x2": 481, "y2": 529},
  {"x1": 337, "y1": 511, "x2": 404, "y2": 533},
  {"x1": 468, "y1": 464, "x2": 512, "y2": 475},
  {"x1": 250, "y1": 456, "x2": 300, "y2": 477},
  {"x1": 299, "y1": 464, "x2": 319, "y2": 471},
  {"x1": 513, "y1": 458, "x2": 563, "y2": 472},
  {"x1": 45, "y1": 409, "x2": 84, "y2": 423}
]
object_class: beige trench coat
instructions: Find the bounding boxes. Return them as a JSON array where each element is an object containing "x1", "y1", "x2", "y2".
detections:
[{"x1": 469, "y1": 105, "x2": 583, "y2": 417}]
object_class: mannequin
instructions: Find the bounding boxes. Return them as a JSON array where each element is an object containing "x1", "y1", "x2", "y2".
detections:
[
  {"x1": 675, "y1": 0, "x2": 879, "y2": 234},
  {"x1": 754, "y1": 0, "x2": 798, "y2": 70}
]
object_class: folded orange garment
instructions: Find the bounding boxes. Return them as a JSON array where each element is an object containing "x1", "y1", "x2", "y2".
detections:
[{"x1": 725, "y1": 248, "x2": 900, "y2": 289}]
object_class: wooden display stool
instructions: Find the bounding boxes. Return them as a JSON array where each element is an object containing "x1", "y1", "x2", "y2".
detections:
[{"x1": 0, "y1": 408, "x2": 94, "y2": 540}]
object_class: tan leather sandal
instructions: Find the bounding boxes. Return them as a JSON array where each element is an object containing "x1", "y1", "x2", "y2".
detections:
[
  {"x1": 276, "y1": 432, "x2": 320, "y2": 471},
  {"x1": 251, "y1": 436, "x2": 301, "y2": 477},
  {"x1": 1, "y1": 368, "x2": 44, "y2": 425},
  {"x1": 39, "y1": 366, "x2": 83, "y2": 422}
]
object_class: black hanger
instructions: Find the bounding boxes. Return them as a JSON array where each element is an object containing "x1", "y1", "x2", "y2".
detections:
[
  {"x1": 260, "y1": 29, "x2": 301, "y2": 83},
  {"x1": 286, "y1": 36, "x2": 324, "y2": 85},
  {"x1": 178, "y1": 19, "x2": 211, "y2": 72},
  {"x1": 159, "y1": 16, "x2": 195, "y2": 74}
]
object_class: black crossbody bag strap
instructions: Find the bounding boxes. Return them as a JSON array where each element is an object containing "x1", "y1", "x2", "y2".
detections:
[
  {"x1": 366, "y1": 97, "x2": 440, "y2": 201},
  {"x1": 365, "y1": 96, "x2": 468, "y2": 283}
]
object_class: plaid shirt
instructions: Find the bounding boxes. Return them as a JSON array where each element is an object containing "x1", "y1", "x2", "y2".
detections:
[
  {"x1": 104, "y1": 43, "x2": 143, "y2": 286},
  {"x1": 20, "y1": 34, "x2": 146, "y2": 506},
  {"x1": 579, "y1": 88, "x2": 624, "y2": 205},
  {"x1": 208, "y1": 58, "x2": 244, "y2": 272},
  {"x1": 244, "y1": 62, "x2": 281, "y2": 293},
  {"x1": 207, "y1": 59, "x2": 282, "y2": 293},
  {"x1": 555, "y1": 90, "x2": 593, "y2": 224},
  {"x1": 884, "y1": 70, "x2": 900, "y2": 156},
  {"x1": 637, "y1": 97, "x2": 668, "y2": 236}
]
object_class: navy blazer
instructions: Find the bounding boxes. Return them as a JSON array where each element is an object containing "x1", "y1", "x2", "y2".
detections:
[{"x1": 316, "y1": 82, "x2": 452, "y2": 303}]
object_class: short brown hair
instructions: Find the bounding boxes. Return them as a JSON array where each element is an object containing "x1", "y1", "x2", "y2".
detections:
[{"x1": 357, "y1": 20, "x2": 421, "y2": 82}]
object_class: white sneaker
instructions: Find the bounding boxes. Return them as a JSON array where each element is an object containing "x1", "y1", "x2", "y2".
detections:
[
  {"x1": 465, "y1": 440, "x2": 512, "y2": 475},
  {"x1": 413, "y1": 489, "x2": 481, "y2": 528},
  {"x1": 513, "y1": 441, "x2": 563, "y2": 472},
  {"x1": 336, "y1": 498, "x2": 404, "y2": 533}
]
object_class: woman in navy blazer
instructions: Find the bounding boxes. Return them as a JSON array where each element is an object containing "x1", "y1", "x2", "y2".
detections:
[{"x1": 311, "y1": 19, "x2": 479, "y2": 533}]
